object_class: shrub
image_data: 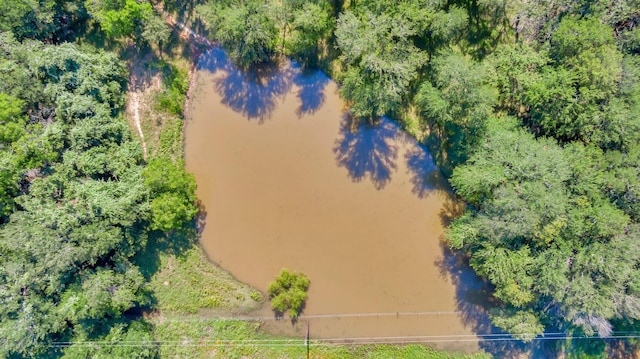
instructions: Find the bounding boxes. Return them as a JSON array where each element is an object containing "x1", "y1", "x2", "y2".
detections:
[
  {"x1": 156, "y1": 63, "x2": 189, "y2": 116},
  {"x1": 267, "y1": 269, "x2": 310, "y2": 319}
]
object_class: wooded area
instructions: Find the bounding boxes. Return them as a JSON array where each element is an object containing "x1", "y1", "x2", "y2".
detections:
[
  {"x1": 0, "y1": 1, "x2": 197, "y2": 356},
  {"x1": 1, "y1": 0, "x2": 640, "y2": 357}
]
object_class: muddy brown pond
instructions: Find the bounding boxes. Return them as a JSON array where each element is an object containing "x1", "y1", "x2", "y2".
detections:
[{"x1": 185, "y1": 48, "x2": 492, "y2": 352}]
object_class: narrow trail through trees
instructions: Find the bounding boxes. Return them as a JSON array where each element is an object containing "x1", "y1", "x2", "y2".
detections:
[
  {"x1": 128, "y1": 91, "x2": 148, "y2": 159},
  {"x1": 125, "y1": 9, "x2": 213, "y2": 158}
]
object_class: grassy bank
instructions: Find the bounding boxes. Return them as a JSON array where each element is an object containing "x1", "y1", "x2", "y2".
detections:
[
  {"x1": 124, "y1": 15, "x2": 263, "y2": 316},
  {"x1": 153, "y1": 319, "x2": 489, "y2": 359}
]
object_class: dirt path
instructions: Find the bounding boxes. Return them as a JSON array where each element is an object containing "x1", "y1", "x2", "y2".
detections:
[
  {"x1": 127, "y1": 91, "x2": 147, "y2": 159},
  {"x1": 165, "y1": 16, "x2": 213, "y2": 48},
  {"x1": 125, "y1": 8, "x2": 213, "y2": 157}
]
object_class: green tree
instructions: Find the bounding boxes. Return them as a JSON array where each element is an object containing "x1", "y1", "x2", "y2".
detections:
[
  {"x1": 335, "y1": 9, "x2": 426, "y2": 120},
  {"x1": 143, "y1": 158, "x2": 198, "y2": 232},
  {"x1": 415, "y1": 51, "x2": 497, "y2": 173},
  {"x1": 0, "y1": 94, "x2": 27, "y2": 217},
  {"x1": 447, "y1": 117, "x2": 640, "y2": 340},
  {"x1": 268, "y1": 269, "x2": 310, "y2": 319},
  {"x1": 287, "y1": 2, "x2": 332, "y2": 64},
  {"x1": 603, "y1": 144, "x2": 640, "y2": 221},
  {"x1": 0, "y1": 34, "x2": 153, "y2": 357},
  {"x1": 0, "y1": 0, "x2": 89, "y2": 41},
  {"x1": 85, "y1": 0, "x2": 153, "y2": 39},
  {"x1": 524, "y1": 17, "x2": 639, "y2": 150},
  {"x1": 142, "y1": 13, "x2": 171, "y2": 57},
  {"x1": 197, "y1": 0, "x2": 278, "y2": 67},
  {"x1": 487, "y1": 43, "x2": 547, "y2": 115},
  {"x1": 63, "y1": 320, "x2": 158, "y2": 358}
]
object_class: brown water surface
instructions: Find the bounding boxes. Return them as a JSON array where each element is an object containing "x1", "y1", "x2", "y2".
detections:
[{"x1": 185, "y1": 48, "x2": 490, "y2": 352}]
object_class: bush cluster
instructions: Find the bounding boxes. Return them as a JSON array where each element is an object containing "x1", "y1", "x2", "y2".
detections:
[{"x1": 267, "y1": 269, "x2": 310, "y2": 319}]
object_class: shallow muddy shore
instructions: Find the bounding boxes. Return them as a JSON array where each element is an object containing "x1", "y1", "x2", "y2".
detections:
[{"x1": 184, "y1": 47, "x2": 490, "y2": 352}]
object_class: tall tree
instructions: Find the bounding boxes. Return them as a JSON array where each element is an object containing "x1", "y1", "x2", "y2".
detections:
[
  {"x1": 143, "y1": 158, "x2": 198, "y2": 232},
  {"x1": 335, "y1": 9, "x2": 426, "y2": 120},
  {"x1": 197, "y1": 0, "x2": 278, "y2": 67},
  {"x1": 0, "y1": 34, "x2": 155, "y2": 357},
  {"x1": 85, "y1": 0, "x2": 152, "y2": 39},
  {"x1": 524, "y1": 17, "x2": 639, "y2": 150},
  {"x1": 287, "y1": 2, "x2": 333, "y2": 65},
  {"x1": 414, "y1": 51, "x2": 497, "y2": 173},
  {"x1": 142, "y1": 13, "x2": 171, "y2": 57},
  {"x1": 447, "y1": 117, "x2": 640, "y2": 339}
]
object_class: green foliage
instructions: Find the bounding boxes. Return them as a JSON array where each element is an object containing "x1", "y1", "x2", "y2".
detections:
[
  {"x1": 63, "y1": 320, "x2": 158, "y2": 358},
  {"x1": 430, "y1": 6, "x2": 468, "y2": 43},
  {"x1": 0, "y1": 33, "x2": 153, "y2": 357},
  {"x1": 59, "y1": 266, "x2": 149, "y2": 322},
  {"x1": 335, "y1": 8, "x2": 427, "y2": 120},
  {"x1": 603, "y1": 145, "x2": 640, "y2": 221},
  {"x1": 143, "y1": 158, "x2": 198, "y2": 232},
  {"x1": 142, "y1": 13, "x2": 171, "y2": 52},
  {"x1": 197, "y1": 0, "x2": 278, "y2": 67},
  {"x1": 448, "y1": 116, "x2": 640, "y2": 339},
  {"x1": 523, "y1": 17, "x2": 638, "y2": 150},
  {"x1": 489, "y1": 308, "x2": 544, "y2": 342},
  {"x1": 287, "y1": 2, "x2": 333, "y2": 64},
  {"x1": 487, "y1": 43, "x2": 547, "y2": 115},
  {"x1": 1, "y1": 0, "x2": 640, "y2": 353},
  {"x1": 0, "y1": 93, "x2": 26, "y2": 143},
  {"x1": 156, "y1": 62, "x2": 189, "y2": 116},
  {"x1": 0, "y1": 0, "x2": 88, "y2": 41},
  {"x1": 85, "y1": 0, "x2": 153, "y2": 39},
  {"x1": 0, "y1": 94, "x2": 27, "y2": 217},
  {"x1": 157, "y1": 117, "x2": 184, "y2": 159},
  {"x1": 267, "y1": 268, "x2": 310, "y2": 318},
  {"x1": 415, "y1": 52, "x2": 497, "y2": 173}
]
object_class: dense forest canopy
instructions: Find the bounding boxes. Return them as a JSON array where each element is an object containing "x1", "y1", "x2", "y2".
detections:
[
  {"x1": 0, "y1": 2, "x2": 196, "y2": 356},
  {"x1": 1, "y1": 0, "x2": 640, "y2": 356}
]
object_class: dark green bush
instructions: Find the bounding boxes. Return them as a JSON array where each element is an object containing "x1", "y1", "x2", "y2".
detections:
[{"x1": 156, "y1": 62, "x2": 189, "y2": 116}]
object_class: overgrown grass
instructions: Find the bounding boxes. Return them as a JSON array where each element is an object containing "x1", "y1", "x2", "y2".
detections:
[
  {"x1": 156, "y1": 115, "x2": 184, "y2": 160},
  {"x1": 138, "y1": 57, "x2": 191, "y2": 160},
  {"x1": 147, "y1": 246, "x2": 261, "y2": 314},
  {"x1": 153, "y1": 319, "x2": 490, "y2": 359},
  {"x1": 155, "y1": 61, "x2": 189, "y2": 116}
]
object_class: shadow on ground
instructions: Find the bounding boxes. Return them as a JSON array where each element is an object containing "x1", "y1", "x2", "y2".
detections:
[{"x1": 133, "y1": 201, "x2": 207, "y2": 282}]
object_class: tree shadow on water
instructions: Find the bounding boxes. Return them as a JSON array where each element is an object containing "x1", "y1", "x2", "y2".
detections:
[
  {"x1": 197, "y1": 47, "x2": 294, "y2": 123},
  {"x1": 436, "y1": 245, "x2": 533, "y2": 357},
  {"x1": 333, "y1": 116, "x2": 400, "y2": 190},
  {"x1": 437, "y1": 196, "x2": 532, "y2": 357},
  {"x1": 404, "y1": 146, "x2": 445, "y2": 199},
  {"x1": 197, "y1": 47, "x2": 231, "y2": 72},
  {"x1": 291, "y1": 63, "x2": 330, "y2": 118},
  {"x1": 214, "y1": 62, "x2": 293, "y2": 123}
]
